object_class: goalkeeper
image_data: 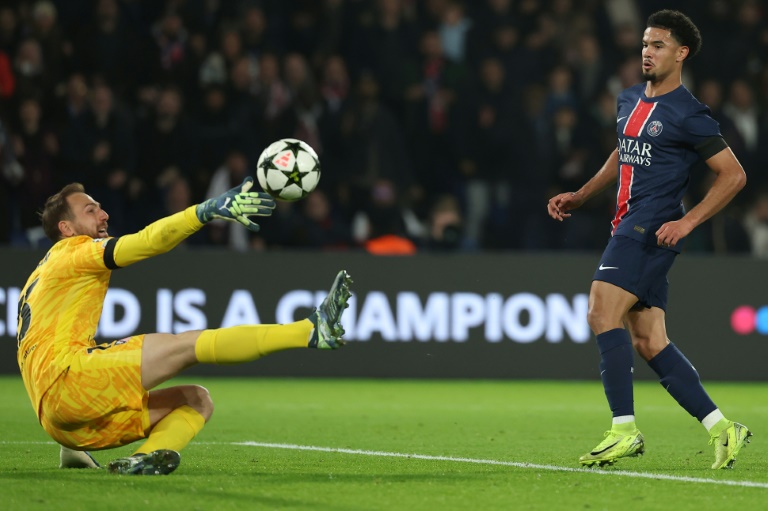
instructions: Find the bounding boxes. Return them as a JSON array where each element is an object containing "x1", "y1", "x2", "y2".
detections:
[{"x1": 17, "y1": 177, "x2": 353, "y2": 476}]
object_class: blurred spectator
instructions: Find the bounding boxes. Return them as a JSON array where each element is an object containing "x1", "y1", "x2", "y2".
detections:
[
  {"x1": 0, "y1": 47, "x2": 14, "y2": 111},
  {"x1": 226, "y1": 54, "x2": 263, "y2": 163},
  {"x1": 218, "y1": 27, "x2": 246, "y2": 72},
  {"x1": 352, "y1": 178, "x2": 422, "y2": 253},
  {"x1": 568, "y1": 32, "x2": 610, "y2": 104},
  {"x1": 606, "y1": 17, "x2": 642, "y2": 70},
  {"x1": 283, "y1": 51, "x2": 322, "y2": 152},
  {"x1": 72, "y1": 0, "x2": 154, "y2": 97},
  {"x1": 61, "y1": 82, "x2": 134, "y2": 235},
  {"x1": 253, "y1": 51, "x2": 292, "y2": 143},
  {"x1": 540, "y1": 104, "x2": 606, "y2": 250},
  {"x1": 544, "y1": 64, "x2": 578, "y2": 117},
  {"x1": 338, "y1": 72, "x2": 414, "y2": 214},
  {"x1": 354, "y1": 0, "x2": 420, "y2": 117},
  {"x1": 453, "y1": 56, "x2": 519, "y2": 249},
  {"x1": 203, "y1": 149, "x2": 251, "y2": 251},
  {"x1": 743, "y1": 188, "x2": 768, "y2": 258},
  {"x1": 192, "y1": 84, "x2": 236, "y2": 176},
  {"x1": 424, "y1": 193, "x2": 464, "y2": 251},
  {"x1": 13, "y1": 38, "x2": 55, "y2": 110},
  {"x1": 10, "y1": 97, "x2": 57, "y2": 245},
  {"x1": 162, "y1": 175, "x2": 208, "y2": 247},
  {"x1": 240, "y1": 3, "x2": 280, "y2": 60},
  {"x1": 282, "y1": 189, "x2": 353, "y2": 249},
  {"x1": 54, "y1": 72, "x2": 90, "y2": 184},
  {"x1": 403, "y1": 30, "x2": 465, "y2": 206},
  {"x1": 316, "y1": 54, "x2": 351, "y2": 188},
  {"x1": 606, "y1": 55, "x2": 643, "y2": 99},
  {"x1": 284, "y1": 1, "x2": 323, "y2": 57},
  {"x1": 466, "y1": 0, "x2": 515, "y2": 61},
  {"x1": 438, "y1": 0, "x2": 471, "y2": 63},
  {"x1": 0, "y1": 117, "x2": 24, "y2": 243},
  {"x1": 312, "y1": 0, "x2": 345, "y2": 67},
  {"x1": 150, "y1": 10, "x2": 190, "y2": 86},
  {"x1": 133, "y1": 85, "x2": 194, "y2": 227},
  {"x1": 723, "y1": 78, "x2": 761, "y2": 174},
  {"x1": 29, "y1": 1, "x2": 70, "y2": 85},
  {"x1": 0, "y1": 6, "x2": 20, "y2": 55}
]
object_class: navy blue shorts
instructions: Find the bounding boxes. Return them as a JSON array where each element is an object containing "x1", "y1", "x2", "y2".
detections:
[{"x1": 592, "y1": 235, "x2": 678, "y2": 311}]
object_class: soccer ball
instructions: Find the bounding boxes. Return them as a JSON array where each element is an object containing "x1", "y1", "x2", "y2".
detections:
[{"x1": 256, "y1": 138, "x2": 321, "y2": 201}]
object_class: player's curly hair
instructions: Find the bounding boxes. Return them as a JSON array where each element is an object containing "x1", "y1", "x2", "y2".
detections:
[
  {"x1": 647, "y1": 10, "x2": 702, "y2": 59},
  {"x1": 40, "y1": 183, "x2": 86, "y2": 242}
]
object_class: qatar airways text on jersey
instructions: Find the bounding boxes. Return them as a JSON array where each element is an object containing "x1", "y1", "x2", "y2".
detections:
[{"x1": 618, "y1": 139, "x2": 652, "y2": 166}]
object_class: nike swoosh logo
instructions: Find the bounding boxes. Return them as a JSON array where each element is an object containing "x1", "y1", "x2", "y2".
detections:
[
  {"x1": 599, "y1": 264, "x2": 619, "y2": 270},
  {"x1": 617, "y1": 116, "x2": 627, "y2": 123},
  {"x1": 590, "y1": 441, "x2": 620, "y2": 455}
]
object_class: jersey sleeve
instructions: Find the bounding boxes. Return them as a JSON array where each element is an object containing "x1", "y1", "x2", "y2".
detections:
[
  {"x1": 69, "y1": 237, "x2": 115, "y2": 273},
  {"x1": 111, "y1": 206, "x2": 204, "y2": 268},
  {"x1": 680, "y1": 104, "x2": 722, "y2": 147}
]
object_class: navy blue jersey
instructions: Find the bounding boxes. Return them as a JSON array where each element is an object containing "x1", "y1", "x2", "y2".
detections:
[{"x1": 611, "y1": 83, "x2": 722, "y2": 252}]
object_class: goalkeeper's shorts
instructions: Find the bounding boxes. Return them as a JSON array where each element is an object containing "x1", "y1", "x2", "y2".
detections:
[{"x1": 40, "y1": 334, "x2": 150, "y2": 450}]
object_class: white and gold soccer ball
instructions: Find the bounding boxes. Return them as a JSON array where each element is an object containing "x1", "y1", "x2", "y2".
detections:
[{"x1": 256, "y1": 138, "x2": 321, "y2": 201}]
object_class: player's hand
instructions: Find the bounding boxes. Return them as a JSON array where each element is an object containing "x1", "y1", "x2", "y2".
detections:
[
  {"x1": 547, "y1": 192, "x2": 583, "y2": 221},
  {"x1": 196, "y1": 177, "x2": 276, "y2": 232},
  {"x1": 655, "y1": 218, "x2": 693, "y2": 248}
]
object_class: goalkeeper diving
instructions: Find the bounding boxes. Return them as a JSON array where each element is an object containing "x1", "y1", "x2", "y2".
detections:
[{"x1": 17, "y1": 177, "x2": 353, "y2": 475}]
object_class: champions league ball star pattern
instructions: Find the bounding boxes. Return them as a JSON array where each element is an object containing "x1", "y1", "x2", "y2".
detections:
[{"x1": 257, "y1": 138, "x2": 321, "y2": 201}]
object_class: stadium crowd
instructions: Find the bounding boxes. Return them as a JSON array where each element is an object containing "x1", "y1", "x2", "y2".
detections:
[{"x1": 1, "y1": 0, "x2": 767, "y2": 254}]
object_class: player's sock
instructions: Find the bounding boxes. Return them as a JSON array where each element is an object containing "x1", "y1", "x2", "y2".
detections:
[
  {"x1": 596, "y1": 328, "x2": 635, "y2": 417},
  {"x1": 133, "y1": 405, "x2": 205, "y2": 454},
  {"x1": 702, "y1": 410, "x2": 728, "y2": 436},
  {"x1": 195, "y1": 320, "x2": 314, "y2": 363},
  {"x1": 647, "y1": 342, "x2": 717, "y2": 422},
  {"x1": 611, "y1": 416, "x2": 637, "y2": 434}
]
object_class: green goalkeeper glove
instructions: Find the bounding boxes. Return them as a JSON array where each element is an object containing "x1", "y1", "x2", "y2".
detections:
[{"x1": 196, "y1": 177, "x2": 276, "y2": 232}]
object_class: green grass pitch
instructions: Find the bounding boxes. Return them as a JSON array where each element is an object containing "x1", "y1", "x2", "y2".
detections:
[{"x1": 1, "y1": 376, "x2": 766, "y2": 511}]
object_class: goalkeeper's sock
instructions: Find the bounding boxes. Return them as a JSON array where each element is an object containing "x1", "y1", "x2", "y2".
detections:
[
  {"x1": 195, "y1": 320, "x2": 314, "y2": 364},
  {"x1": 133, "y1": 405, "x2": 205, "y2": 454}
]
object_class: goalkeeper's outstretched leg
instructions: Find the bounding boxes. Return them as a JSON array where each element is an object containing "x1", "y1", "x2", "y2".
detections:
[{"x1": 142, "y1": 269, "x2": 354, "y2": 386}]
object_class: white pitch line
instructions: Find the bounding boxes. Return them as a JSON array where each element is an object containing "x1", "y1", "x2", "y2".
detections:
[
  {"x1": 232, "y1": 441, "x2": 768, "y2": 489},
  {"x1": 5, "y1": 440, "x2": 765, "y2": 489}
]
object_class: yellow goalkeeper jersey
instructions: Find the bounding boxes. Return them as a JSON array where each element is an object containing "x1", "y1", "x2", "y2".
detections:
[{"x1": 17, "y1": 206, "x2": 203, "y2": 418}]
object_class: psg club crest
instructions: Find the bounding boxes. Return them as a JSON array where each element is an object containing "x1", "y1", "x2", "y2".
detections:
[{"x1": 647, "y1": 120, "x2": 663, "y2": 137}]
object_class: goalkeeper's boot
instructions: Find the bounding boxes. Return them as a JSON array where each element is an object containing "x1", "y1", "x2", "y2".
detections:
[
  {"x1": 579, "y1": 429, "x2": 644, "y2": 467},
  {"x1": 106, "y1": 449, "x2": 180, "y2": 475},
  {"x1": 59, "y1": 445, "x2": 100, "y2": 469},
  {"x1": 309, "y1": 270, "x2": 353, "y2": 349},
  {"x1": 710, "y1": 421, "x2": 752, "y2": 469}
]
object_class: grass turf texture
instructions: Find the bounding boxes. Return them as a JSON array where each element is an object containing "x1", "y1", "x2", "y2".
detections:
[{"x1": 1, "y1": 376, "x2": 766, "y2": 511}]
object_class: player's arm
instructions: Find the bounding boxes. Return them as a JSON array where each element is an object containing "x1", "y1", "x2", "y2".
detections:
[
  {"x1": 547, "y1": 149, "x2": 619, "y2": 221},
  {"x1": 656, "y1": 140, "x2": 747, "y2": 248},
  {"x1": 107, "y1": 206, "x2": 203, "y2": 268},
  {"x1": 107, "y1": 177, "x2": 276, "y2": 268}
]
